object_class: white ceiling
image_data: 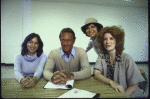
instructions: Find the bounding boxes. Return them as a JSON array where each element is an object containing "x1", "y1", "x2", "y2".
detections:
[{"x1": 36, "y1": 0, "x2": 148, "y2": 8}]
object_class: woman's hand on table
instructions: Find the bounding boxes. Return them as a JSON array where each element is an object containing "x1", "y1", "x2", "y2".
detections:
[
  {"x1": 20, "y1": 78, "x2": 28, "y2": 85},
  {"x1": 110, "y1": 81, "x2": 125, "y2": 94},
  {"x1": 21, "y1": 76, "x2": 37, "y2": 88}
]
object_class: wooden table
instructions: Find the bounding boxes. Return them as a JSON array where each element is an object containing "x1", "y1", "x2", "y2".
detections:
[{"x1": 1, "y1": 77, "x2": 129, "y2": 98}]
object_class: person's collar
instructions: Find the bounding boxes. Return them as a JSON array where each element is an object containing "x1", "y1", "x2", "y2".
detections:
[
  {"x1": 115, "y1": 54, "x2": 122, "y2": 62},
  {"x1": 24, "y1": 52, "x2": 38, "y2": 62},
  {"x1": 60, "y1": 46, "x2": 75, "y2": 58},
  {"x1": 90, "y1": 38, "x2": 96, "y2": 42},
  {"x1": 101, "y1": 52, "x2": 122, "y2": 62},
  {"x1": 90, "y1": 36, "x2": 96, "y2": 40}
]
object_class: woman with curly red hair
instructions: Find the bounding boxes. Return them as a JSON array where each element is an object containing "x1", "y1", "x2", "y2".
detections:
[{"x1": 94, "y1": 26, "x2": 145, "y2": 97}]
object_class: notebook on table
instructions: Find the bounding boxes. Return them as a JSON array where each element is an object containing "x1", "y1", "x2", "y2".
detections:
[{"x1": 44, "y1": 80, "x2": 74, "y2": 89}]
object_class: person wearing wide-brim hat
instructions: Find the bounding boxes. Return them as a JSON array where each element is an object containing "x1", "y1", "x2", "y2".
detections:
[{"x1": 81, "y1": 18, "x2": 103, "y2": 55}]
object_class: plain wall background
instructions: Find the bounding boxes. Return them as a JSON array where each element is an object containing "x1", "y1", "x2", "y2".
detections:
[{"x1": 1, "y1": 0, "x2": 148, "y2": 63}]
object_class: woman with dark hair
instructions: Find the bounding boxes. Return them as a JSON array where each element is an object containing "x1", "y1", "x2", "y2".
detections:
[
  {"x1": 81, "y1": 18, "x2": 103, "y2": 55},
  {"x1": 94, "y1": 26, "x2": 145, "y2": 97},
  {"x1": 14, "y1": 33, "x2": 47, "y2": 88}
]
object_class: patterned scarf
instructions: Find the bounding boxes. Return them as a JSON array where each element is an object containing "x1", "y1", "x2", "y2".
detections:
[{"x1": 102, "y1": 53, "x2": 122, "y2": 80}]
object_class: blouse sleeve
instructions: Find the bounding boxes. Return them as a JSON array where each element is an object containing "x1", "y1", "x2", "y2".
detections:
[
  {"x1": 14, "y1": 54, "x2": 24, "y2": 83},
  {"x1": 34, "y1": 53, "x2": 47, "y2": 81},
  {"x1": 125, "y1": 54, "x2": 145, "y2": 87},
  {"x1": 85, "y1": 40, "x2": 93, "y2": 52}
]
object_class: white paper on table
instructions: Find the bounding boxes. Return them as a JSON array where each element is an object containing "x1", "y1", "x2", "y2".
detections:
[
  {"x1": 44, "y1": 80, "x2": 74, "y2": 89},
  {"x1": 57, "y1": 88, "x2": 96, "y2": 98}
]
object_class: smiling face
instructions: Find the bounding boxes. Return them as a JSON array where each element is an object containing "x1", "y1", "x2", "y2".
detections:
[
  {"x1": 27, "y1": 37, "x2": 39, "y2": 55},
  {"x1": 103, "y1": 33, "x2": 116, "y2": 52},
  {"x1": 60, "y1": 32, "x2": 75, "y2": 55},
  {"x1": 86, "y1": 24, "x2": 98, "y2": 38}
]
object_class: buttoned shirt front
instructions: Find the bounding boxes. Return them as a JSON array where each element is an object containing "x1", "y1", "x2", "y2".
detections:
[{"x1": 60, "y1": 46, "x2": 76, "y2": 62}]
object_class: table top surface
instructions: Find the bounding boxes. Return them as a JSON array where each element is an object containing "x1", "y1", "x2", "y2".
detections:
[{"x1": 1, "y1": 77, "x2": 129, "y2": 98}]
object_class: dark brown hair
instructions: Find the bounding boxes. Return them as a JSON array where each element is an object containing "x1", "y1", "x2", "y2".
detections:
[
  {"x1": 96, "y1": 26, "x2": 125, "y2": 55},
  {"x1": 21, "y1": 33, "x2": 43, "y2": 57},
  {"x1": 83, "y1": 23, "x2": 103, "y2": 37},
  {"x1": 59, "y1": 28, "x2": 76, "y2": 41}
]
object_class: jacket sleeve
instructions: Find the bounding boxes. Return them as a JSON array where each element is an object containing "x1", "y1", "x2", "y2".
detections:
[
  {"x1": 94, "y1": 55, "x2": 103, "y2": 72},
  {"x1": 125, "y1": 54, "x2": 145, "y2": 87},
  {"x1": 71, "y1": 49, "x2": 91, "y2": 80},
  {"x1": 43, "y1": 51, "x2": 55, "y2": 81},
  {"x1": 14, "y1": 54, "x2": 24, "y2": 83},
  {"x1": 85, "y1": 40, "x2": 93, "y2": 52},
  {"x1": 34, "y1": 53, "x2": 47, "y2": 81}
]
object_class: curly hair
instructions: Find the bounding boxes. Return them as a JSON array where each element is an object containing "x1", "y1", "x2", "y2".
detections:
[
  {"x1": 21, "y1": 33, "x2": 43, "y2": 57},
  {"x1": 96, "y1": 26, "x2": 125, "y2": 55}
]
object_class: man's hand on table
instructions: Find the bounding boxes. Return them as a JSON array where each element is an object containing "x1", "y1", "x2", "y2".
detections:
[
  {"x1": 51, "y1": 70, "x2": 74, "y2": 84},
  {"x1": 20, "y1": 76, "x2": 37, "y2": 88}
]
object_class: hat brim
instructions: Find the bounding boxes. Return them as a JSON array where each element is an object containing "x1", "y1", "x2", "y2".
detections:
[{"x1": 81, "y1": 23, "x2": 103, "y2": 34}]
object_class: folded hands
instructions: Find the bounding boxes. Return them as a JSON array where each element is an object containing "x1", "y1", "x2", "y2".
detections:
[
  {"x1": 51, "y1": 70, "x2": 74, "y2": 84},
  {"x1": 21, "y1": 76, "x2": 37, "y2": 88}
]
